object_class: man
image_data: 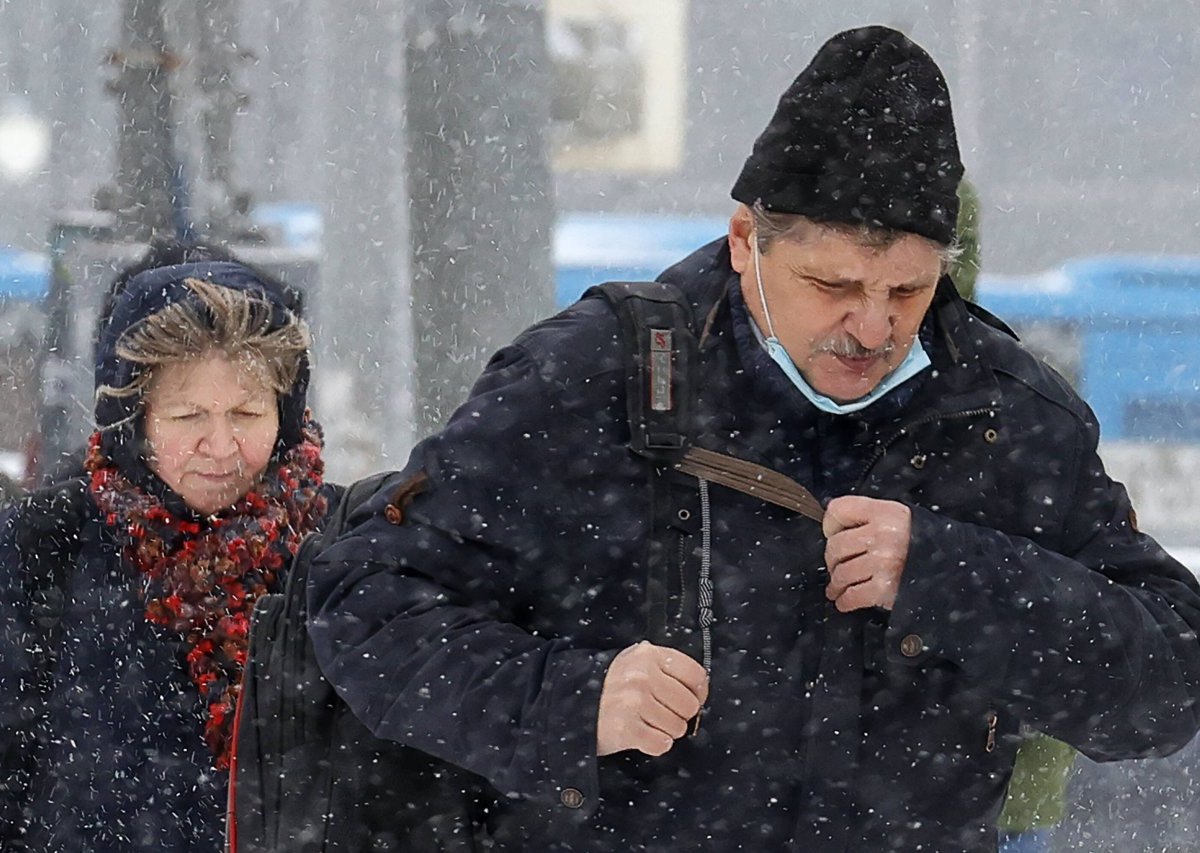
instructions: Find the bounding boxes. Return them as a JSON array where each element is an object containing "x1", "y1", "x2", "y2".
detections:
[{"x1": 307, "y1": 26, "x2": 1200, "y2": 851}]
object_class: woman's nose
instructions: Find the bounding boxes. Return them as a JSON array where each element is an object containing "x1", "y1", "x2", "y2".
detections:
[{"x1": 200, "y1": 419, "x2": 239, "y2": 457}]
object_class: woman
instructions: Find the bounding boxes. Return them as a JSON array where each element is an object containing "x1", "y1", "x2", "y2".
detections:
[{"x1": 0, "y1": 261, "x2": 334, "y2": 851}]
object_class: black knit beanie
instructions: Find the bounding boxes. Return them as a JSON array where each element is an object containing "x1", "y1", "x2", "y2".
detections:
[{"x1": 731, "y1": 25, "x2": 963, "y2": 245}]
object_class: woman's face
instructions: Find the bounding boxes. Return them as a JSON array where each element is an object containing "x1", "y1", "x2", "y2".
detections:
[{"x1": 143, "y1": 354, "x2": 280, "y2": 515}]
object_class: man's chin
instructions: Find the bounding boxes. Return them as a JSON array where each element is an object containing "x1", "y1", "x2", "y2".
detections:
[{"x1": 812, "y1": 376, "x2": 884, "y2": 404}]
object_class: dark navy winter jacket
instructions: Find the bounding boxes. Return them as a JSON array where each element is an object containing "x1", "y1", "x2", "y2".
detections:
[
  {"x1": 308, "y1": 240, "x2": 1200, "y2": 852},
  {"x1": 0, "y1": 482, "x2": 341, "y2": 851},
  {"x1": 0, "y1": 498, "x2": 229, "y2": 851}
]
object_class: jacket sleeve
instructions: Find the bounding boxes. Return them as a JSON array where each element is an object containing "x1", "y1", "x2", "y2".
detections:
[
  {"x1": 307, "y1": 341, "x2": 620, "y2": 816},
  {"x1": 889, "y1": 420, "x2": 1200, "y2": 762},
  {"x1": 0, "y1": 506, "x2": 38, "y2": 837}
]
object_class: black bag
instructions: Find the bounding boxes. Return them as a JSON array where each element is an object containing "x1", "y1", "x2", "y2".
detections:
[
  {"x1": 230, "y1": 283, "x2": 701, "y2": 852},
  {"x1": 230, "y1": 471, "x2": 487, "y2": 852}
]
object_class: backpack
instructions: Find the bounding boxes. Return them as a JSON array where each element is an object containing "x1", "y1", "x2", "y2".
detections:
[
  {"x1": 229, "y1": 282, "x2": 824, "y2": 852},
  {"x1": 229, "y1": 469, "x2": 488, "y2": 853},
  {"x1": 0, "y1": 477, "x2": 88, "y2": 849}
]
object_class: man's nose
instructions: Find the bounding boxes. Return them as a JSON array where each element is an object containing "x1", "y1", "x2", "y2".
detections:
[{"x1": 846, "y1": 297, "x2": 893, "y2": 351}]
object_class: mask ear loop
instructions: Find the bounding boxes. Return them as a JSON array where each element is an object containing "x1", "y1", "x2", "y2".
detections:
[{"x1": 751, "y1": 231, "x2": 778, "y2": 340}]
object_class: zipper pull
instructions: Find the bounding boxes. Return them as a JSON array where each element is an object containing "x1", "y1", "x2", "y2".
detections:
[{"x1": 985, "y1": 711, "x2": 998, "y2": 753}]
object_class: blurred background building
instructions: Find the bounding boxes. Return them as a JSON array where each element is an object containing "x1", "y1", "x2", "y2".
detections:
[
  {"x1": 1, "y1": 0, "x2": 1199, "y2": 480},
  {"x1": 3, "y1": 2, "x2": 1198, "y2": 277}
]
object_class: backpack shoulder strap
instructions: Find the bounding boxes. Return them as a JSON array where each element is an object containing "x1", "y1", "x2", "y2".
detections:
[
  {"x1": 585, "y1": 281, "x2": 698, "y2": 461},
  {"x1": 586, "y1": 282, "x2": 825, "y2": 521},
  {"x1": 582, "y1": 283, "x2": 699, "y2": 650}
]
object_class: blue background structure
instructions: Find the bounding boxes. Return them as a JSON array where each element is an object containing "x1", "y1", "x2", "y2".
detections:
[{"x1": 6, "y1": 214, "x2": 1200, "y2": 443}]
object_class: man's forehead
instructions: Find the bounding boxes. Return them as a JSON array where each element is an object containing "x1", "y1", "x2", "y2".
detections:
[{"x1": 779, "y1": 235, "x2": 942, "y2": 286}]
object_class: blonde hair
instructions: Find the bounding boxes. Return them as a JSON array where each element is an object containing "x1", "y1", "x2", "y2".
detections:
[{"x1": 97, "y1": 277, "x2": 310, "y2": 411}]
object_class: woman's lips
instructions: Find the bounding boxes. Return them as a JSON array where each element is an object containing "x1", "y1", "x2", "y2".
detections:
[{"x1": 193, "y1": 471, "x2": 236, "y2": 482}]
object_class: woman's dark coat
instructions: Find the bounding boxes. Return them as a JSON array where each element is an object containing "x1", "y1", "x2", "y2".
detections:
[
  {"x1": 308, "y1": 240, "x2": 1200, "y2": 852},
  {"x1": 0, "y1": 498, "x2": 229, "y2": 850}
]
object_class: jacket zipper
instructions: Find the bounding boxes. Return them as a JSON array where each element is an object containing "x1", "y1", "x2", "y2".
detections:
[
  {"x1": 985, "y1": 710, "x2": 998, "y2": 753},
  {"x1": 854, "y1": 407, "x2": 996, "y2": 488}
]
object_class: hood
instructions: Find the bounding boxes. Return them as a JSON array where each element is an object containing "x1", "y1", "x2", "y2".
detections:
[{"x1": 94, "y1": 261, "x2": 311, "y2": 502}]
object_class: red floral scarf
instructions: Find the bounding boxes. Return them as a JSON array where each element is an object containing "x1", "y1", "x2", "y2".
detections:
[{"x1": 85, "y1": 419, "x2": 329, "y2": 770}]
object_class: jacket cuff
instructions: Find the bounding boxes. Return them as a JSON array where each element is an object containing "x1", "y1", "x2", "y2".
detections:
[
  {"x1": 531, "y1": 646, "x2": 619, "y2": 818},
  {"x1": 885, "y1": 504, "x2": 1008, "y2": 678}
]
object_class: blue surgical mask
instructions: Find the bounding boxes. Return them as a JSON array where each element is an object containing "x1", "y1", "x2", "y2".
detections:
[{"x1": 749, "y1": 233, "x2": 930, "y2": 415}]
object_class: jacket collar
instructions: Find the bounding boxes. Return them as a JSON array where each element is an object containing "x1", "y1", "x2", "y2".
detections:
[{"x1": 918, "y1": 275, "x2": 1007, "y2": 417}]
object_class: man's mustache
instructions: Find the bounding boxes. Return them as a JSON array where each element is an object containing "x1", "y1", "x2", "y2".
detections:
[{"x1": 813, "y1": 336, "x2": 897, "y2": 360}]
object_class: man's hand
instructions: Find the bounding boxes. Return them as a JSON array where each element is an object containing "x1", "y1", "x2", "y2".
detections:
[
  {"x1": 596, "y1": 641, "x2": 709, "y2": 757},
  {"x1": 823, "y1": 495, "x2": 912, "y2": 612}
]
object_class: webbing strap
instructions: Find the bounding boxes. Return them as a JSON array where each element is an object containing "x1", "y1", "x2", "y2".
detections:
[
  {"x1": 676, "y1": 447, "x2": 825, "y2": 522},
  {"x1": 587, "y1": 281, "x2": 823, "y2": 522},
  {"x1": 586, "y1": 281, "x2": 697, "y2": 460}
]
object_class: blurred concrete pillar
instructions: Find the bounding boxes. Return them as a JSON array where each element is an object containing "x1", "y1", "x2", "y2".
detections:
[
  {"x1": 954, "y1": 0, "x2": 984, "y2": 171},
  {"x1": 314, "y1": 1, "x2": 414, "y2": 479},
  {"x1": 316, "y1": 0, "x2": 554, "y2": 479},
  {"x1": 405, "y1": 0, "x2": 556, "y2": 435},
  {"x1": 110, "y1": 0, "x2": 180, "y2": 242}
]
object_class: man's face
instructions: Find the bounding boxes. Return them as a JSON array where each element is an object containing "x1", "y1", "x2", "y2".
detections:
[{"x1": 729, "y1": 207, "x2": 942, "y2": 403}]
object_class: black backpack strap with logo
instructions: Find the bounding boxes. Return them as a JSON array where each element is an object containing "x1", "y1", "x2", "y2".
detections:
[
  {"x1": 584, "y1": 282, "x2": 824, "y2": 658},
  {"x1": 585, "y1": 282, "x2": 700, "y2": 651},
  {"x1": 586, "y1": 281, "x2": 699, "y2": 462},
  {"x1": 588, "y1": 281, "x2": 825, "y2": 520}
]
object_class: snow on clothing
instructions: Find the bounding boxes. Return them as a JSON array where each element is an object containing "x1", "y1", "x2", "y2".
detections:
[
  {"x1": 0, "y1": 458, "x2": 332, "y2": 850},
  {"x1": 308, "y1": 239, "x2": 1200, "y2": 852},
  {"x1": 85, "y1": 425, "x2": 330, "y2": 769},
  {"x1": 0, "y1": 260, "x2": 333, "y2": 851}
]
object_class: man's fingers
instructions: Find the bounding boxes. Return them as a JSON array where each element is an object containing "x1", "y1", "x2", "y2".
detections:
[
  {"x1": 633, "y1": 726, "x2": 676, "y2": 757},
  {"x1": 657, "y1": 649, "x2": 709, "y2": 705},
  {"x1": 650, "y1": 673, "x2": 704, "y2": 721},
  {"x1": 825, "y1": 553, "x2": 874, "y2": 600},
  {"x1": 822, "y1": 507, "x2": 849, "y2": 539},
  {"x1": 825, "y1": 528, "x2": 869, "y2": 571},
  {"x1": 822, "y1": 494, "x2": 872, "y2": 538},
  {"x1": 825, "y1": 554, "x2": 904, "y2": 612},
  {"x1": 597, "y1": 642, "x2": 708, "y2": 758},
  {"x1": 640, "y1": 698, "x2": 691, "y2": 740},
  {"x1": 830, "y1": 578, "x2": 882, "y2": 613}
]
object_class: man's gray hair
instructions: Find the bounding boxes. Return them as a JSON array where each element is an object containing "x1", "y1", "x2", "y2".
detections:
[{"x1": 749, "y1": 201, "x2": 962, "y2": 274}]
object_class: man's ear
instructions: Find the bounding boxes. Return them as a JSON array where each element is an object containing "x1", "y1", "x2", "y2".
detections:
[{"x1": 728, "y1": 205, "x2": 754, "y2": 274}]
